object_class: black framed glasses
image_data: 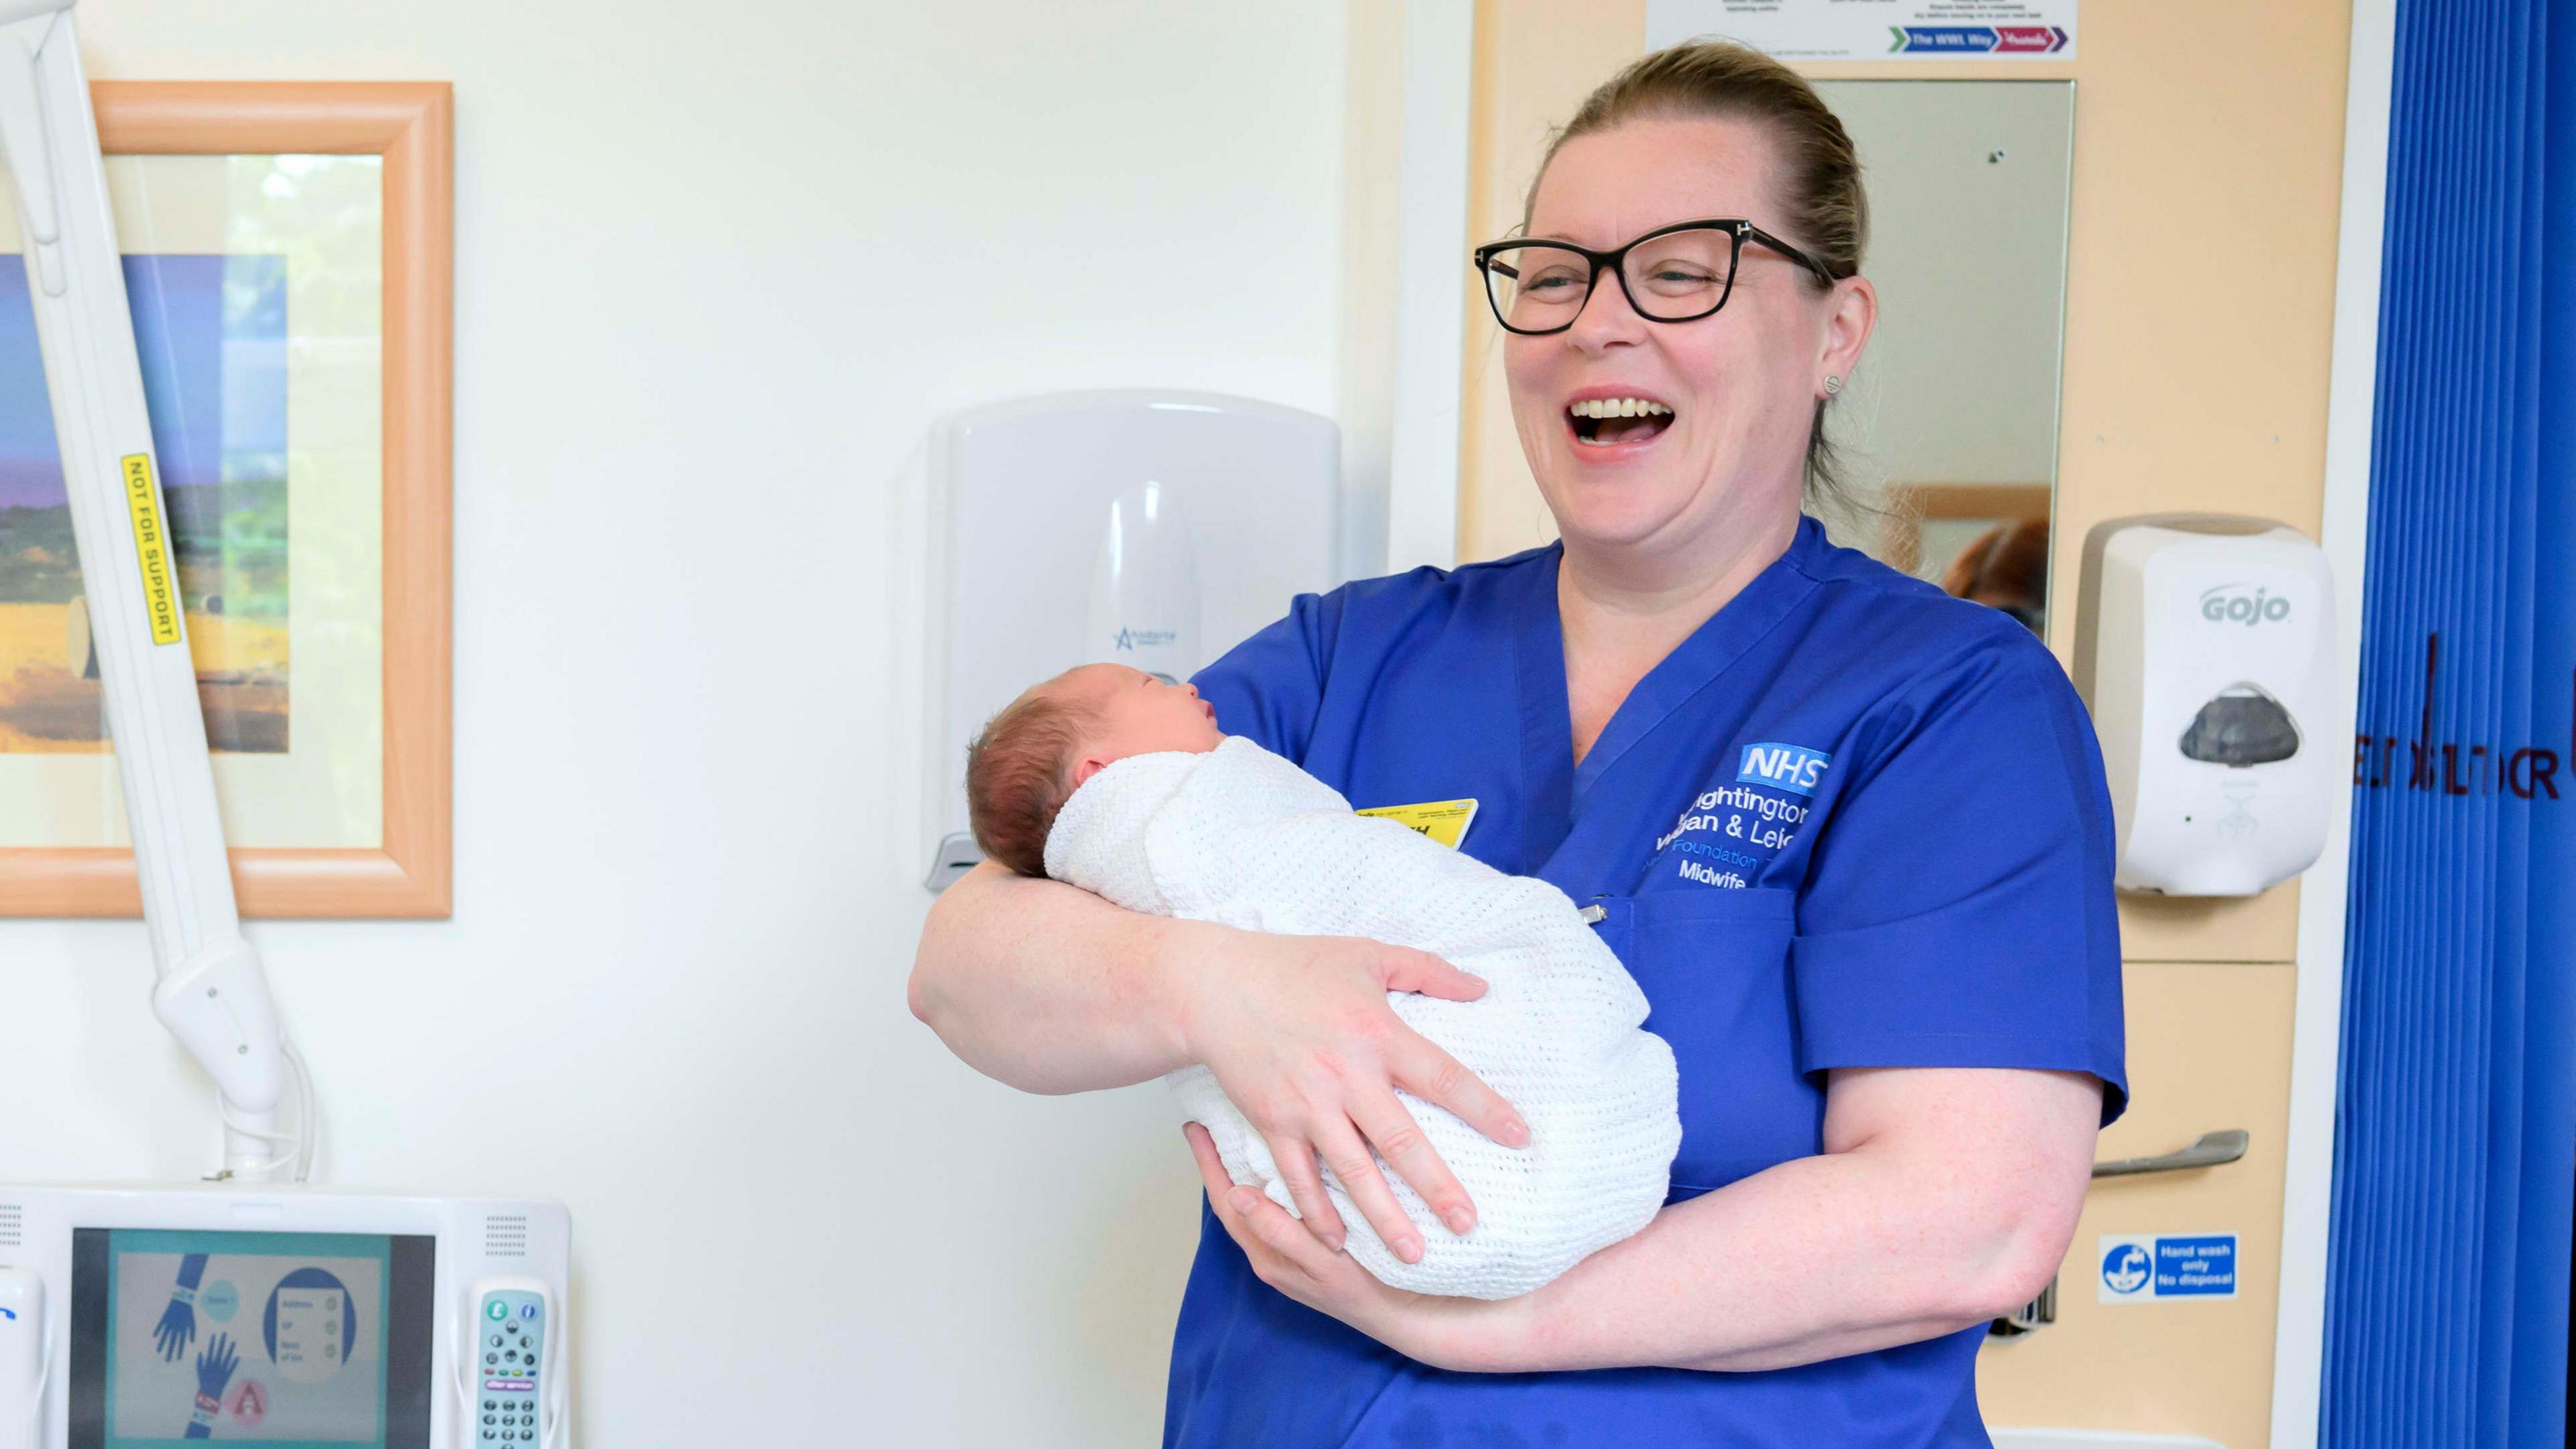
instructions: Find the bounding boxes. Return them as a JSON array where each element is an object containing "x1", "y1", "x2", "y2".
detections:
[{"x1": 1472, "y1": 219, "x2": 1838, "y2": 336}]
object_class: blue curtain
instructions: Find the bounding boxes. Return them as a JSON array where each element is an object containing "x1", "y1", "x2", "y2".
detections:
[{"x1": 2324, "y1": 2, "x2": 2576, "y2": 1446}]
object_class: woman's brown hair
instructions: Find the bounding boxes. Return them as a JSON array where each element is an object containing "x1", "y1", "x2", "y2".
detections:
[{"x1": 1525, "y1": 41, "x2": 1870, "y2": 506}]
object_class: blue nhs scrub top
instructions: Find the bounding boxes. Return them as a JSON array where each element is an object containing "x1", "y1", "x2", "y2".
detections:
[{"x1": 1175, "y1": 516, "x2": 2127, "y2": 1448}]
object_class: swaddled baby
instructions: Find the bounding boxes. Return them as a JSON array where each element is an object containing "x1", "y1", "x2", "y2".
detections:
[{"x1": 965, "y1": 662, "x2": 1679, "y2": 1300}]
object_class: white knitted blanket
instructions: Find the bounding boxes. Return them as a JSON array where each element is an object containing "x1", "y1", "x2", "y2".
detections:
[{"x1": 1044, "y1": 735, "x2": 1680, "y2": 1300}]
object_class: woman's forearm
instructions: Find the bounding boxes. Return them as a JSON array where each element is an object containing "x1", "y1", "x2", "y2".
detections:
[
  {"x1": 1433, "y1": 1068, "x2": 2097, "y2": 1375},
  {"x1": 908, "y1": 861, "x2": 1206, "y2": 1093},
  {"x1": 1487, "y1": 1149, "x2": 2035, "y2": 1372}
]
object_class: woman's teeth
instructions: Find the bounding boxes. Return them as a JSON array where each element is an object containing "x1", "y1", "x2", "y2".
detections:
[
  {"x1": 1568, "y1": 396, "x2": 1676, "y2": 445},
  {"x1": 1568, "y1": 397, "x2": 1672, "y2": 419}
]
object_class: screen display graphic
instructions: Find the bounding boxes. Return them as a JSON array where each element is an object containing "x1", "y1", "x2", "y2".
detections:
[{"x1": 72, "y1": 1229, "x2": 433, "y2": 1449}]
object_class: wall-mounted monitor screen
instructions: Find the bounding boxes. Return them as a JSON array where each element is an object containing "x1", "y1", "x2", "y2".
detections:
[{"x1": 68, "y1": 1228, "x2": 435, "y2": 1449}]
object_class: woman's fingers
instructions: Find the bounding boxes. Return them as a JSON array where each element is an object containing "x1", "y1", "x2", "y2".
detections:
[
  {"x1": 1373, "y1": 945, "x2": 1489, "y2": 1004},
  {"x1": 1181, "y1": 930, "x2": 1526, "y2": 1269},
  {"x1": 1187, "y1": 1126, "x2": 1331, "y2": 1293},
  {"x1": 1309, "y1": 1116, "x2": 1428, "y2": 1264},
  {"x1": 1347, "y1": 1081, "x2": 1479, "y2": 1239},
  {"x1": 1389, "y1": 1030, "x2": 1529, "y2": 1150},
  {"x1": 1362, "y1": 944, "x2": 1528, "y2": 1150},
  {"x1": 1262, "y1": 1132, "x2": 1348, "y2": 1251},
  {"x1": 1183, "y1": 1122, "x2": 1232, "y2": 1195},
  {"x1": 1225, "y1": 1184, "x2": 1339, "y2": 1279}
]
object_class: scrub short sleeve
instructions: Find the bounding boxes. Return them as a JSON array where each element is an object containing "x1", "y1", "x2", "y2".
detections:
[
  {"x1": 1191, "y1": 590, "x2": 1342, "y2": 765},
  {"x1": 1790, "y1": 636, "x2": 2129, "y2": 1122}
]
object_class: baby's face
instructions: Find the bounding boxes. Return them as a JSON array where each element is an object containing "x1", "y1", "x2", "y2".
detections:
[{"x1": 1053, "y1": 663, "x2": 1224, "y2": 783}]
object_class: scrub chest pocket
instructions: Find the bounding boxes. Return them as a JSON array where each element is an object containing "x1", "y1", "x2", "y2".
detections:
[{"x1": 1590, "y1": 886, "x2": 1813, "y2": 1197}]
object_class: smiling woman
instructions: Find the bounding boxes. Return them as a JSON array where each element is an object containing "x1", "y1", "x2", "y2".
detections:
[
  {"x1": 911, "y1": 38, "x2": 2123, "y2": 1449},
  {"x1": 1497, "y1": 45, "x2": 1872, "y2": 545}
]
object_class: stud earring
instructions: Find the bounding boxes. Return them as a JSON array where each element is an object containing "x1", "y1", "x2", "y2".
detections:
[{"x1": 1823, "y1": 374, "x2": 1845, "y2": 396}]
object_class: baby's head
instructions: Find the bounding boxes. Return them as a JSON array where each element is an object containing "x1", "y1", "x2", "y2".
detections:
[{"x1": 965, "y1": 663, "x2": 1226, "y2": 877}]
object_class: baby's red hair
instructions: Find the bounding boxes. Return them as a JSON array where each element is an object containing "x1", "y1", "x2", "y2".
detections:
[{"x1": 965, "y1": 688, "x2": 1102, "y2": 877}]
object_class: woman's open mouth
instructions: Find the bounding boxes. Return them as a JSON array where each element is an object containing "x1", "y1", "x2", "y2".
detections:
[{"x1": 1566, "y1": 395, "x2": 1676, "y2": 447}]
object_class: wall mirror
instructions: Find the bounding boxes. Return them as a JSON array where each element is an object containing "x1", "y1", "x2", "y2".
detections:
[{"x1": 1810, "y1": 80, "x2": 2074, "y2": 640}]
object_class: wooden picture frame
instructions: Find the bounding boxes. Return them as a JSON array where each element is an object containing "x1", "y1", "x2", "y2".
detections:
[{"x1": 0, "y1": 83, "x2": 451, "y2": 918}]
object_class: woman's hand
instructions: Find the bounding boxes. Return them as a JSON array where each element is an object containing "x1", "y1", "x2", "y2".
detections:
[
  {"x1": 1170, "y1": 923, "x2": 1529, "y2": 1263},
  {"x1": 1184, "y1": 1123, "x2": 1518, "y2": 1371}
]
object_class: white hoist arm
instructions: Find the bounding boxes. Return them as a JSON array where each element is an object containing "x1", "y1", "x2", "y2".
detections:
[{"x1": 0, "y1": 0, "x2": 301, "y2": 1181}]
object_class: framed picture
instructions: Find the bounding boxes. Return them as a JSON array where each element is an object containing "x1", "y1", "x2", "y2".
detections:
[{"x1": 0, "y1": 83, "x2": 451, "y2": 917}]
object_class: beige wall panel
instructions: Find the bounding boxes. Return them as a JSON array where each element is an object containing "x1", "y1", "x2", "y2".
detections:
[
  {"x1": 1978, "y1": 961, "x2": 2297, "y2": 1449},
  {"x1": 1458, "y1": 0, "x2": 1647, "y2": 561},
  {"x1": 2047, "y1": 0, "x2": 2350, "y2": 972},
  {"x1": 2120, "y1": 888, "x2": 2299, "y2": 964}
]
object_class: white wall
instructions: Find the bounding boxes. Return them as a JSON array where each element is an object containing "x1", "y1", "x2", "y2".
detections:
[{"x1": 3, "y1": 2, "x2": 1366, "y2": 1442}]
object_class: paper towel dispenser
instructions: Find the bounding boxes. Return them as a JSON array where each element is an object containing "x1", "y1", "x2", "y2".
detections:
[{"x1": 924, "y1": 390, "x2": 1342, "y2": 889}]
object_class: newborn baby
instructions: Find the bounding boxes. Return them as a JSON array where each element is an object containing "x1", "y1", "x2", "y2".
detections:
[{"x1": 965, "y1": 662, "x2": 1680, "y2": 1300}]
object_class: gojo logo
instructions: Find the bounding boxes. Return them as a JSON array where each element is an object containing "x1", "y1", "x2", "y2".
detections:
[{"x1": 2200, "y1": 584, "x2": 2293, "y2": 627}]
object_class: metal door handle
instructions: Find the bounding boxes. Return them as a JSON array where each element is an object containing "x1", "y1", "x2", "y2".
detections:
[{"x1": 2092, "y1": 1129, "x2": 2248, "y2": 1178}]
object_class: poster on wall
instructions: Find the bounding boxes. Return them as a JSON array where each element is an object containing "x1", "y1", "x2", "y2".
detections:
[
  {"x1": 1646, "y1": 0, "x2": 2078, "y2": 60},
  {"x1": 0, "y1": 82, "x2": 453, "y2": 918},
  {"x1": 0, "y1": 153, "x2": 384, "y2": 853}
]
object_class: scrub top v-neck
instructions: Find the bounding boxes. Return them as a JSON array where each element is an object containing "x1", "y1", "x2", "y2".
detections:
[{"x1": 1177, "y1": 516, "x2": 2127, "y2": 1449}]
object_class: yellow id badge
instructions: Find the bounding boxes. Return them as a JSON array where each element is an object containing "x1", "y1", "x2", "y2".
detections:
[{"x1": 1356, "y1": 798, "x2": 1479, "y2": 850}]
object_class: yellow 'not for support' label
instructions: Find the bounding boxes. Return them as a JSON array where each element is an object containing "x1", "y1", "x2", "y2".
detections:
[
  {"x1": 1356, "y1": 798, "x2": 1480, "y2": 850},
  {"x1": 121, "y1": 453, "x2": 182, "y2": 645}
]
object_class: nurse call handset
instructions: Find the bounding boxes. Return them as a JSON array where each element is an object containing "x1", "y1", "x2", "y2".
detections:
[{"x1": 467, "y1": 1278, "x2": 553, "y2": 1448}]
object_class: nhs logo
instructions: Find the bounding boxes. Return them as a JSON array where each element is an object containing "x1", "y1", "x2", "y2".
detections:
[{"x1": 1737, "y1": 741, "x2": 1833, "y2": 797}]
